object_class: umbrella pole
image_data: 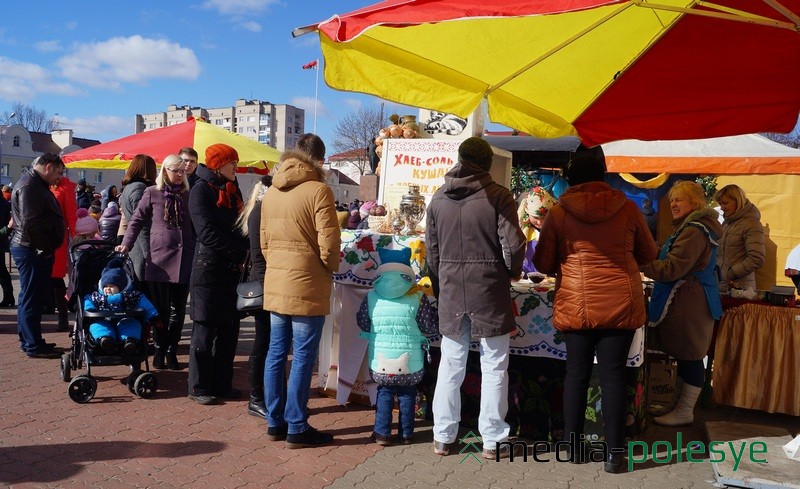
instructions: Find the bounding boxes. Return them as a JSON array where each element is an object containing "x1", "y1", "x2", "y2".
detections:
[{"x1": 314, "y1": 58, "x2": 319, "y2": 134}]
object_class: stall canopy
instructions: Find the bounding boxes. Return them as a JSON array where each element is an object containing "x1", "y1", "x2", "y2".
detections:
[
  {"x1": 62, "y1": 118, "x2": 281, "y2": 174},
  {"x1": 602, "y1": 134, "x2": 800, "y2": 175}
]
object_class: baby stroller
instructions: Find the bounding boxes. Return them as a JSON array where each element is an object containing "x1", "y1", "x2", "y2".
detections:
[{"x1": 60, "y1": 239, "x2": 158, "y2": 403}]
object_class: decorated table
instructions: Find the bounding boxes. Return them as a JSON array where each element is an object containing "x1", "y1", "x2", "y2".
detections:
[
  {"x1": 712, "y1": 302, "x2": 800, "y2": 416},
  {"x1": 319, "y1": 230, "x2": 647, "y2": 441}
]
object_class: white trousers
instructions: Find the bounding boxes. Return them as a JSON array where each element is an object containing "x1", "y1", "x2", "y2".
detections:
[{"x1": 432, "y1": 316, "x2": 510, "y2": 446}]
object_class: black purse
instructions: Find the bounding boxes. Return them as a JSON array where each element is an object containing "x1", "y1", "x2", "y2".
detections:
[{"x1": 236, "y1": 252, "x2": 264, "y2": 314}]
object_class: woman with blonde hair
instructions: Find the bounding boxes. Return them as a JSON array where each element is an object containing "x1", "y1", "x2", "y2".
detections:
[
  {"x1": 116, "y1": 154, "x2": 195, "y2": 370},
  {"x1": 235, "y1": 174, "x2": 273, "y2": 417},
  {"x1": 643, "y1": 180, "x2": 723, "y2": 427},
  {"x1": 714, "y1": 184, "x2": 765, "y2": 292}
]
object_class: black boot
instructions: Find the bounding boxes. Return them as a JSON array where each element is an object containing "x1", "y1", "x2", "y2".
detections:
[
  {"x1": 165, "y1": 346, "x2": 180, "y2": 370},
  {"x1": 248, "y1": 355, "x2": 267, "y2": 418},
  {"x1": 153, "y1": 347, "x2": 166, "y2": 369}
]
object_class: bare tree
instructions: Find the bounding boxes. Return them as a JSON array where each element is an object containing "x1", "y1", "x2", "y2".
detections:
[
  {"x1": 331, "y1": 105, "x2": 385, "y2": 175},
  {"x1": 0, "y1": 102, "x2": 59, "y2": 133}
]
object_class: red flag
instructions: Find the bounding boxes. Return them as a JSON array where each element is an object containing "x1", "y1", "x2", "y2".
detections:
[{"x1": 302, "y1": 60, "x2": 318, "y2": 70}]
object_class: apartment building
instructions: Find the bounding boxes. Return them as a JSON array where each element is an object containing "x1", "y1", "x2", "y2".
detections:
[{"x1": 134, "y1": 99, "x2": 304, "y2": 152}]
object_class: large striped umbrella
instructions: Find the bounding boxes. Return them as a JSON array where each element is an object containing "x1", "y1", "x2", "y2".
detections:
[
  {"x1": 62, "y1": 118, "x2": 281, "y2": 174},
  {"x1": 294, "y1": 0, "x2": 800, "y2": 147}
]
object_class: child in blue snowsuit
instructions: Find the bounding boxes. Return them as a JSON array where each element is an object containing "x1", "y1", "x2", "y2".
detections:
[
  {"x1": 84, "y1": 259, "x2": 159, "y2": 355},
  {"x1": 357, "y1": 250, "x2": 438, "y2": 445}
]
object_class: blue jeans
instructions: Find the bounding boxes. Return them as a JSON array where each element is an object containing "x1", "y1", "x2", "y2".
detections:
[
  {"x1": 264, "y1": 313, "x2": 324, "y2": 435},
  {"x1": 11, "y1": 246, "x2": 54, "y2": 353},
  {"x1": 375, "y1": 384, "x2": 417, "y2": 439}
]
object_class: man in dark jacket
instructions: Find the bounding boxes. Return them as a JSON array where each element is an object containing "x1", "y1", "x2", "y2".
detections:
[
  {"x1": 10, "y1": 153, "x2": 66, "y2": 358},
  {"x1": 425, "y1": 137, "x2": 525, "y2": 459},
  {"x1": 75, "y1": 179, "x2": 93, "y2": 209},
  {"x1": 0, "y1": 192, "x2": 13, "y2": 307}
]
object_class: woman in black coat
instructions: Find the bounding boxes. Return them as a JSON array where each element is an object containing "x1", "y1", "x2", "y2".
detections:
[
  {"x1": 235, "y1": 174, "x2": 272, "y2": 418},
  {"x1": 187, "y1": 144, "x2": 249, "y2": 405}
]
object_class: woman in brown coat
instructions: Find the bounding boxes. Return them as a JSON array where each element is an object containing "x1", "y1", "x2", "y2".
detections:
[
  {"x1": 534, "y1": 154, "x2": 657, "y2": 473},
  {"x1": 714, "y1": 184, "x2": 765, "y2": 292},
  {"x1": 643, "y1": 181, "x2": 723, "y2": 427}
]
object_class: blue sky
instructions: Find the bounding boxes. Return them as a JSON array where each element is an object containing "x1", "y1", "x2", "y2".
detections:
[{"x1": 0, "y1": 0, "x2": 414, "y2": 146}]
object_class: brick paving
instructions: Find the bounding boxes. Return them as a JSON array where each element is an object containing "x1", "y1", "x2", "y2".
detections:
[{"x1": 2, "y1": 269, "x2": 799, "y2": 488}]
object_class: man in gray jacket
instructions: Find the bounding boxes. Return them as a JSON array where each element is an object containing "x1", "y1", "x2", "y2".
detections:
[{"x1": 425, "y1": 137, "x2": 525, "y2": 459}]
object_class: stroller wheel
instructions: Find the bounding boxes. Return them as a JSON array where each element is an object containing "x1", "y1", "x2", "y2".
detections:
[
  {"x1": 60, "y1": 353, "x2": 72, "y2": 382},
  {"x1": 126, "y1": 371, "x2": 140, "y2": 394},
  {"x1": 134, "y1": 372, "x2": 158, "y2": 399},
  {"x1": 68, "y1": 375, "x2": 97, "y2": 403}
]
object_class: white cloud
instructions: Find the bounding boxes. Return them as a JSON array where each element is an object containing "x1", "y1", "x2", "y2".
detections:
[
  {"x1": 65, "y1": 21, "x2": 78, "y2": 30},
  {"x1": 241, "y1": 21, "x2": 262, "y2": 32},
  {"x1": 57, "y1": 35, "x2": 201, "y2": 89},
  {"x1": 344, "y1": 98, "x2": 362, "y2": 111},
  {"x1": 58, "y1": 115, "x2": 132, "y2": 140},
  {"x1": 292, "y1": 96, "x2": 330, "y2": 119},
  {"x1": 35, "y1": 40, "x2": 62, "y2": 52},
  {"x1": 201, "y1": 0, "x2": 279, "y2": 15},
  {"x1": 0, "y1": 57, "x2": 84, "y2": 101}
]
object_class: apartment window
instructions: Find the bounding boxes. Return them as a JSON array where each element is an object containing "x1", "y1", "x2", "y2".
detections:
[
  {"x1": 344, "y1": 190, "x2": 349, "y2": 197},
  {"x1": 94, "y1": 171, "x2": 103, "y2": 183},
  {"x1": 13, "y1": 136, "x2": 20, "y2": 147},
  {"x1": 78, "y1": 170, "x2": 86, "y2": 181},
  {"x1": 248, "y1": 116, "x2": 256, "y2": 122},
  {"x1": 215, "y1": 119, "x2": 223, "y2": 125},
  {"x1": 1, "y1": 164, "x2": 9, "y2": 176},
  {"x1": 258, "y1": 135, "x2": 269, "y2": 144}
]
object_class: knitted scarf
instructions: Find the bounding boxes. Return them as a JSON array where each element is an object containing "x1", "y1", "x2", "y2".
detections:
[
  {"x1": 163, "y1": 184, "x2": 185, "y2": 228},
  {"x1": 212, "y1": 181, "x2": 243, "y2": 212}
]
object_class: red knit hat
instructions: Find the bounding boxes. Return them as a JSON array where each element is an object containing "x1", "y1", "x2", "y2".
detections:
[{"x1": 205, "y1": 143, "x2": 239, "y2": 171}]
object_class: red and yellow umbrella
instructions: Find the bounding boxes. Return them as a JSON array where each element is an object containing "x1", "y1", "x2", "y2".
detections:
[
  {"x1": 295, "y1": 0, "x2": 800, "y2": 147},
  {"x1": 62, "y1": 118, "x2": 281, "y2": 174}
]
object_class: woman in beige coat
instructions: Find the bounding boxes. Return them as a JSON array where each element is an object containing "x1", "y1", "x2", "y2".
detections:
[
  {"x1": 260, "y1": 134, "x2": 341, "y2": 449},
  {"x1": 714, "y1": 184, "x2": 765, "y2": 292},
  {"x1": 643, "y1": 181, "x2": 722, "y2": 427}
]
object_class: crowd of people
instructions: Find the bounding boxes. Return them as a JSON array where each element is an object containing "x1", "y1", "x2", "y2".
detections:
[{"x1": 1, "y1": 135, "x2": 768, "y2": 468}]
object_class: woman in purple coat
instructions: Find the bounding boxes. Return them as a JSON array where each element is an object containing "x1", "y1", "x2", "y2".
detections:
[{"x1": 117, "y1": 154, "x2": 196, "y2": 370}]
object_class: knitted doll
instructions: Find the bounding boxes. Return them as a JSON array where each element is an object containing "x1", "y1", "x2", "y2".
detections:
[
  {"x1": 517, "y1": 186, "x2": 557, "y2": 276},
  {"x1": 356, "y1": 248, "x2": 438, "y2": 445},
  {"x1": 83, "y1": 259, "x2": 160, "y2": 355}
]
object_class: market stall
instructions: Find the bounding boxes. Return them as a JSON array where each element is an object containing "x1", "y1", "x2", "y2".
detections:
[
  {"x1": 319, "y1": 230, "x2": 648, "y2": 441},
  {"x1": 712, "y1": 301, "x2": 800, "y2": 416}
]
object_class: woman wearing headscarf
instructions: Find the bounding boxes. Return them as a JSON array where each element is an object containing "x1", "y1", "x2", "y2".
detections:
[
  {"x1": 118, "y1": 155, "x2": 157, "y2": 290},
  {"x1": 643, "y1": 181, "x2": 723, "y2": 428},
  {"x1": 117, "y1": 154, "x2": 196, "y2": 371},
  {"x1": 714, "y1": 184, "x2": 765, "y2": 292},
  {"x1": 187, "y1": 144, "x2": 248, "y2": 405},
  {"x1": 100, "y1": 184, "x2": 119, "y2": 210}
]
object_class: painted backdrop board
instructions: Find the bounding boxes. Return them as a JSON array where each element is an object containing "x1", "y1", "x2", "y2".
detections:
[{"x1": 377, "y1": 138, "x2": 512, "y2": 227}]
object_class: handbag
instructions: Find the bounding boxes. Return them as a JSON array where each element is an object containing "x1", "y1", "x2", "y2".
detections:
[
  {"x1": 236, "y1": 251, "x2": 264, "y2": 313},
  {"x1": 236, "y1": 280, "x2": 263, "y2": 313}
]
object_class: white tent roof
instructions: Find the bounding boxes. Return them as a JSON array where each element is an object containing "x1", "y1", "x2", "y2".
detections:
[{"x1": 602, "y1": 134, "x2": 800, "y2": 174}]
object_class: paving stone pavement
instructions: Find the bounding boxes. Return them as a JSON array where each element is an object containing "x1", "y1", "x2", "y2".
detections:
[{"x1": 1, "y1": 271, "x2": 798, "y2": 488}]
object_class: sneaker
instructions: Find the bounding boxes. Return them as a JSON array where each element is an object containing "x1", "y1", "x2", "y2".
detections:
[
  {"x1": 99, "y1": 336, "x2": 117, "y2": 354},
  {"x1": 371, "y1": 432, "x2": 392, "y2": 446},
  {"x1": 433, "y1": 440, "x2": 453, "y2": 456},
  {"x1": 188, "y1": 394, "x2": 218, "y2": 405},
  {"x1": 285, "y1": 426, "x2": 333, "y2": 449},
  {"x1": 266, "y1": 424, "x2": 288, "y2": 441},
  {"x1": 482, "y1": 442, "x2": 524, "y2": 460},
  {"x1": 165, "y1": 349, "x2": 180, "y2": 370},
  {"x1": 152, "y1": 348, "x2": 166, "y2": 369}
]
